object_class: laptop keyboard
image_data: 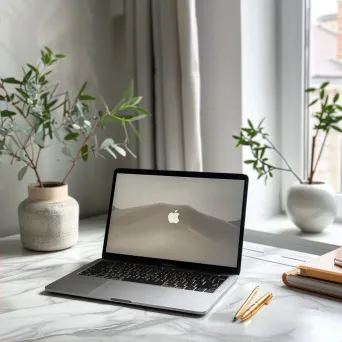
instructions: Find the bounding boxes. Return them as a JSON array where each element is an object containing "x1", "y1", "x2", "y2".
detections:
[{"x1": 79, "y1": 260, "x2": 227, "y2": 293}]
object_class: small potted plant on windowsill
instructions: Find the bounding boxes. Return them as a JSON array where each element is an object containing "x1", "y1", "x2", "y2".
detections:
[
  {"x1": 233, "y1": 82, "x2": 340, "y2": 233},
  {"x1": 0, "y1": 47, "x2": 150, "y2": 251}
]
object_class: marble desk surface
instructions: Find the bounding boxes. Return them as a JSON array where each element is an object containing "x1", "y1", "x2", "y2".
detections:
[{"x1": 1, "y1": 216, "x2": 342, "y2": 342}]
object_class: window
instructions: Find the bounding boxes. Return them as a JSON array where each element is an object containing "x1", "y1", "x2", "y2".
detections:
[
  {"x1": 308, "y1": 0, "x2": 342, "y2": 191},
  {"x1": 280, "y1": 0, "x2": 342, "y2": 217}
]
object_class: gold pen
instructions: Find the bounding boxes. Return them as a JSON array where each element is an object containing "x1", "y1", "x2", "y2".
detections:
[
  {"x1": 240, "y1": 292, "x2": 273, "y2": 321},
  {"x1": 233, "y1": 286, "x2": 259, "y2": 321}
]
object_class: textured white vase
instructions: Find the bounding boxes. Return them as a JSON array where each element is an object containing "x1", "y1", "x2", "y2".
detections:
[
  {"x1": 18, "y1": 182, "x2": 79, "y2": 251},
  {"x1": 286, "y1": 182, "x2": 336, "y2": 233}
]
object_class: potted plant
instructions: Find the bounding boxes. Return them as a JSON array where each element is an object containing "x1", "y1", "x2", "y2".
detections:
[
  {"x1": 233, "y1": 82, "x2": 339, "y2": 233},
  {"x1": 0, "y1": 47, "x2": 150, "y2": 251}
]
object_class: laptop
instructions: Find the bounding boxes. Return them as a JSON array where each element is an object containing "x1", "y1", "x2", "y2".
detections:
[{"x1": 45, "y1": 168, "x2": 249, "y2": 315}]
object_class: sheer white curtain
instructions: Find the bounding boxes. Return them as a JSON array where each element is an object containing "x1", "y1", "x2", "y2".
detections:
[{"x1": 123, "y1": 0, "x2": 203, "y2": 171}]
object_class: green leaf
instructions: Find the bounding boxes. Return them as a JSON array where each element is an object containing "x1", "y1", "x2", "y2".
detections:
[
  {"x1": 134, "y1": 114, "x2": 150, "y2": 122},
  {"x1": 26, "y1": 63, "x2": 38, "y2": 74},
  {"x1": 127, "y1": 96, "x2": 142, "y2": 106},
  {"x1": 5, "y1": 94, "x2": 14, "y2": 102},
  {"x1": 47, "y1": 99, "x2": 58, "y2": 109},
  {"x1": 305, "y1": 87, "x2": 316, "y2": 92},
  {"x1": 79, "y1": 95, "x2": 96, "y2": 101},
  {"x1": 15, "y1": 88, "x2": 29, "y2": 99},
  {"x1": 122, "y1": 80, "x2": 134, "y2": 100},
  {"x1": 105, "y1": 147, "x2": 117, "y2": 159},
  {"x1": 257, "y1": 118, "x2": 265, "y2": 129},
  {"x1": 22, "y1": 69, "x2": 33, "y2": 83},
  {"x1": 0, "y1": 95, "x2": 6, "y2": 101},
  {"x1": 242, "y1": 127, "x2": 252, "y2": 134},
  {"x1": 62, "y1": 146, "x2": 73, "y2": 158},
  {"x1": 124, "y1": 145, "x2": 136, "y2": 158},
  {"x1": 240, "y1": 141, "x2": 249, "y2": 146},
  {"x1": 64, "y1": 132, "x2": 79, "y2": 141},
  {"x1": 1, "y1": 77, "x2": 21, "y2": 85},
  {"x1": 111, "y1": 144, "x2": 126, "y2": 157},
  {"x1": 38, "y1": 75, "x2": 46, "y2": 84},
  {"x1": 83, "y1": 120, "x2": 92, "y2": 133},
  {"x1": 105, "y1": 114, "x2": 130, "y2": 122},
  {"x1": 135, "y1": 107, "x2": 151, "y2": 116},
  {"x1": 248, "y1": 119, "x2": 254, "y2": 129},
  {"x1": 35, "y1": 126, "x2": 45, "y2": 148},
  {"x1": 114, "y1": 114, "x2": 147, "y2": 122},
  {"x1": 320, "y1": 90, "x2": 324, "y2": 100},
  {"x1": 41, "y1": 50, "x2": 51, "y2": 65},
  {"x1": 50, "y1": 59, "x2": 59, "y2": 66},
  {"x1": 17, "y1": 166, "x2": 28, "y2": 181},
  {"x1": 55, "y1": 54, "x2": 66, "y2": 59},
  {"x1": 308, "y1": 99, "x2": 318, "y2": 107},
  {"x1": 81, "y1": 144, "x2": 88, "y2": 161},
  {"x1": 0, "y1": 110, "x2": 16, "y2": 117},
  {"x1": 128, "y1": 121, "x2": 141, "y2": 142},
  {"x1": 332, "y1": 125, "x2": 342, "y2": 132},
  {"x1": 44, "y1": 46, "x2": 53, "y2": 55},
  {"x1": 320, "y1": 81, "x2": 329, "y2": 89},
  {"x1": 100, "y1": 138, "x2": 115, "y2": 149},
  {"x1": 334, "y1": 93, "x2": 340, "y2": 103},
  {"x1": 244, "y1": 160, "x2": 255, "y2": 164},
  {"x1": 42, "y1": 70, "x2": 52, "y2": 77},
  {"x1": 75, "y1": 102, "x2": 83, "y2": 118},
  {"x1": 71, "y1": 123, "x2": 81, "y2": 130},
  {"x1": 232, "y1": 135, "x2": 240, "y2": 140},
  {"x1": 76, "y1": 82, "x2": 87, "y2": 99},
  {"x1": 260, "y1": 148, "x2": 265, "y2": 158},
  {"x1": 336, "y1": 105, "x2": 342, "y2": 111}
]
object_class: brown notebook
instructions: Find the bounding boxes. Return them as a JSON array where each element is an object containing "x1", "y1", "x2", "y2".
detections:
[
  {"x1": 282, "y1": 268, "x2": 342, "y2": 300},
  {"x1": 297, "y1": 247, "x2": 342, "y2": 284}
]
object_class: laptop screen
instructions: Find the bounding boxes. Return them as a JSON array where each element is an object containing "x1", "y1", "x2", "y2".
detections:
[{"x1": 105, "y1": 172, "x2": 246, "y2": 268}]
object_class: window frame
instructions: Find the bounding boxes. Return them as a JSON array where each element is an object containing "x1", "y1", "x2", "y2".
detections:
[{"x1": 279, "y1": 0, "x2": 307, "y2": 210}]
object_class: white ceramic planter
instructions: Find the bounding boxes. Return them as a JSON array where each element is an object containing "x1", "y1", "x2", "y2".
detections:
[
  {"x1": 18, "y1": 182, "x2": 79, "y2": 251},
  {"x1": 286, "y1": 182, "x2": 336, "y2": 233}
]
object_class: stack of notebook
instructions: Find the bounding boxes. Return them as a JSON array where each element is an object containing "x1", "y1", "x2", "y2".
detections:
[{"x1": 282, "y1": 247, "x2": 342, "y2": 299}]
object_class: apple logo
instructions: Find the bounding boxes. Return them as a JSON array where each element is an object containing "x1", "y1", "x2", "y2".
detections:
[{"x1": 168, "y1": 210, "x2": 180, "y2": 224}]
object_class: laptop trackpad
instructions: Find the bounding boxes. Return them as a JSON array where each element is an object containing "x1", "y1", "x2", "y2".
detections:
[{"x1": 90, "y1": 280, "x2": 163, "y2": 303}]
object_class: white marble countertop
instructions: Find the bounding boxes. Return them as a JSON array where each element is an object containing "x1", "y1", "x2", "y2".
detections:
[{"x1": 1, "y1": 215, "x2": 342, "y2": 342}]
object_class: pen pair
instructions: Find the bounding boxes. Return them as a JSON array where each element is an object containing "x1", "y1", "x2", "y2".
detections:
[{"x1": 233, "y1": 286, "x2": 273, "y2": 322}]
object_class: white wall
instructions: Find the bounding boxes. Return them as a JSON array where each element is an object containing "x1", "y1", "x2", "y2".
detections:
[
  {"x1": 0, "y1": 0, "x2": 137, "y2": 237},
  {"x1": 241, "y1": 0, "x2": 281, "y2": 222}
]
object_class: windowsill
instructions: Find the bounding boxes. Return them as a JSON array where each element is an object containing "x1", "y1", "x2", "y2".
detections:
[{"x1": 245, "y1": 214, "x2": 342, "y2": 255}]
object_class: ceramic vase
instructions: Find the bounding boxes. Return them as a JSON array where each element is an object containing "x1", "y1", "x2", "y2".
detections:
[
  {"x1": 18, "y1": 182, "x2": 79, "y2": 251},
  {"x1": 286, "y1": 182, "x2": 336, "y2": 233}
]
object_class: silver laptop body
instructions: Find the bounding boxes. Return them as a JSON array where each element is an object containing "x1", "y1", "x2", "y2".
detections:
[{"x1": 45, "y1": 169, "x2": 249, "y2": 315}]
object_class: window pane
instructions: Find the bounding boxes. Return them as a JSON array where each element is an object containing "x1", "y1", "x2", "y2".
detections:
[{"x1": 309, "y1": 0, "x2": 342, "y2": 191}]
